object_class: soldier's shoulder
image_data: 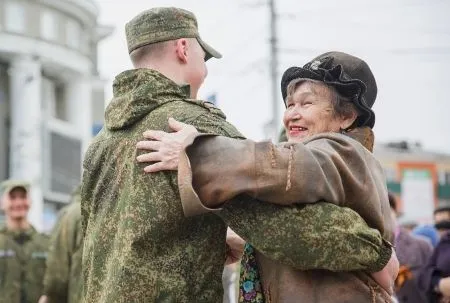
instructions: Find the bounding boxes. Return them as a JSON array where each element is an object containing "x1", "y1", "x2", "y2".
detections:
[
  {"x1": 152, "y1": 98, "x2": 210, "y2": 119},
  {"x1": 158, "y1": 99, "x2": 244, "y2": 139}
]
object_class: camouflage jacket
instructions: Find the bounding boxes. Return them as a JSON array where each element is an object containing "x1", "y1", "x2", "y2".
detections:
[
  {"x1": 44, "y1": 193, "x2": 83, "y2": 303},
  {"x1": 0, "y1": 225, "x2": 49, "y2": 303},
  {"x1": 81, "y1": 69, "x2": 390, "y2": 303}
]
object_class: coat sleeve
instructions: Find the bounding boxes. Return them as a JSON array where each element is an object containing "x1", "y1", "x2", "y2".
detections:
[
  {"x1": 218, "y1": 196, "x2": 392, "y2": 273},
  {"x1": 178, "y1": 132, "x2": 380, "y2": 207},
  {"x1": 181, "y1": 116, "x2": 392, "y2": 273}
]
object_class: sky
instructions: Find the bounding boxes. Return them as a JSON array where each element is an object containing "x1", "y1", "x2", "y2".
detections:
[{"x1": 95, "y1": 0, "x2": 450, "y2": 153}]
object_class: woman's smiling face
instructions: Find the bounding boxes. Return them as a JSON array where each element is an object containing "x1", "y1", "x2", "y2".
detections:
[{"x1": 283, "y1": 80, "x2": 355, "y2": 142}]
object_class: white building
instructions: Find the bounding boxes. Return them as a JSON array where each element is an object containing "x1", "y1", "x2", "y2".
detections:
[{"x1": 0, "y1": 0, "x2": 113, "y2": 232}]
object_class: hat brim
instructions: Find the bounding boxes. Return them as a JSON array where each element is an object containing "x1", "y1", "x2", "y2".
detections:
[
  {"x1": 197, "y1": 38, "x2": 222, "y2": 61},
  {"x1": 281, "y1": 66, "x2": 375, "y2": 128}
]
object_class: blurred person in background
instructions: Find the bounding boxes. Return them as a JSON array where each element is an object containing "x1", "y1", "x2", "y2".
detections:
[
  {"x1": 413, "y1": 224, "x2": 440, "y2": 248},
  {"x1": 434, "y1": 201, "x2": 450, "y2": 237},
  {"x1": 419, "y1": 201, "x2": 450, "y2": 302},
  {"x1": 0, "y1": 180, "x2": 49, "y2": 303},
  {"x1": 137, "y1": 51, "x2": 399, "y2": 302},
  {"x1": 39, "y1": 186, "x2": 82, "y2": 303},
  {"x1": 389, "y1": 193, "x2": 432, "y2": 303}
]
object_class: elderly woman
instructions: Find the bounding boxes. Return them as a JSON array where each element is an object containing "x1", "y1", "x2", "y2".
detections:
[{"x1": 137, "y1": 52, "x2": 397, "y2": 302}]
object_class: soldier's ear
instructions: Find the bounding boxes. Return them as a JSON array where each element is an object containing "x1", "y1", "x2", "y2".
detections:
[{"x1": 175, "y1": 38, "x2": 188, "y2": 64}]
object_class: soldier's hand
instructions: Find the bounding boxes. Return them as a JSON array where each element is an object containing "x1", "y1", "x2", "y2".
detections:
[
  {"x1": 370, "y1": 248, "x2": 399, "y2": 295},
  {"x1": 38, "y1": 295, "x2": 48, "y2": 303},
  {"x1": 136, "y1": 118, "x2": 198, "y2": 173},
  {"x1": 225, "y1": 228, "x2": 245, "y2": 265}
]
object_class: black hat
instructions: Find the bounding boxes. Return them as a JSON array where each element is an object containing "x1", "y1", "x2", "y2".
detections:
[
  {"x1": 434, "y1": 201, "x2": 450, "y2": 214},
  {"x1": 281, "y1": 51, "x2": 377, "y2": 128}
]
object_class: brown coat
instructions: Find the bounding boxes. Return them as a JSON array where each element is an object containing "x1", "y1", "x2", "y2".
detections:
[{"x1": 178, "y1": 128, "x2": 394, "y2": 303}]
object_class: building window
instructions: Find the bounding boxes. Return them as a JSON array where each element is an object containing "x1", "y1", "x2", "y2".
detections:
[
  {"x1": 42, "y1": 78, "x2": 67, "y2": 121},
  {"x1": 81, "y1": 33, "x2": 90, "y2": 54},
  {"x1": 40, "y1": 10, "x2": 58, "y2": 41},
  {"x1": 54, "y1": 84, "x2": 67, "y2": 121},
  {"x1": 49, "y1": 132, "x2": 81, "y2": 194},
  {"x1": 66, "y1": 19, "x2": 81, "y2": 49},
  {"x1": 439, "y1": 171, "x2": 450, "y2": 185},
  {"x1": 5, "y1": 2, "x2": 26, "y2": 34}
]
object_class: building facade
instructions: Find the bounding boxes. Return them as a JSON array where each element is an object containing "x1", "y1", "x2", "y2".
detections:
[
  {"x1": 375, "y1": 141, "x2": 450, "y2": 225},
  {"x1": 0, "y1": 0, "x2": 112, "y2": 232}
]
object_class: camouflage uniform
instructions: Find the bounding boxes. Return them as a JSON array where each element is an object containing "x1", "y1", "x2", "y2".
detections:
[
  {"x1": 0, "y1": 226, "x2": 49, "y2": 303},
  {"x1": 81, "y1": 7, "x2": 391, "y2": 303},
  {"x1": 43, "y1": 190, "x2": 83, "y2": 303}
]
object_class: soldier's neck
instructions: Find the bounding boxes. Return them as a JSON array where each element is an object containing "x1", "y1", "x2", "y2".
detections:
[
  {"x1": 6, "y1": 217, "x2": 30, "y2": 231},
  {"x1": 137, "y1": 60, "x2": 186, "y2": 90}
]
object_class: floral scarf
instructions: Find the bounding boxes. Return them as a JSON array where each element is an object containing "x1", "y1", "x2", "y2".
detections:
[{"x1": 239, "y1": 244, "x2": 264, "y2": 303}]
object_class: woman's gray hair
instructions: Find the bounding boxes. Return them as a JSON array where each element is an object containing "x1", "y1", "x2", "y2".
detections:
[{"x1": 285, "y1": 79, "x2": 360, "y2": 125}]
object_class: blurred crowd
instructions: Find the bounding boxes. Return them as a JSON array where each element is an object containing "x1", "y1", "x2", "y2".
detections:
[{"x1": 390, "y1": 193, "x2": 450, "y2": 303}]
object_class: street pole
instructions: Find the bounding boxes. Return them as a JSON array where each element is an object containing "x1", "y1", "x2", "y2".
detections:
[{"x1": 268, "y1": 0, "x2": 279, "y2": 141}]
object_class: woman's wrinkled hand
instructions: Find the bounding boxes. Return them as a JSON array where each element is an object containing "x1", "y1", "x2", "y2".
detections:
[
  {"x1": 371, "y1": 248, "x2": 400, "y2": 295},
  {"x1": 38, "y1": 295, "x2": 48, "y2": 303},
  {"x1": 136, "y1": 118, "x2": 198, "y2": 173}
]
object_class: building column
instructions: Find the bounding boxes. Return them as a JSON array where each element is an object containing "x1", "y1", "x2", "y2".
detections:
[
  {"x1": 65, "y1": 77, "x2": 93, "y2": 156},
  {"x1": 8, "y1": 56, "x2": 44, "y2": 231}
]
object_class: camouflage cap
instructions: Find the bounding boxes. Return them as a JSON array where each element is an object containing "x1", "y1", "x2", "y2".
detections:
[
  {"x1": 125, "y1": 7, "x2": 222, "y2": 61},
  {"x1": 0, "y1": 179, "x2": 30, "y2": 196}
]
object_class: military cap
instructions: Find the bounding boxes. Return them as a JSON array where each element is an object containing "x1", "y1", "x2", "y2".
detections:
[
  {"x1": 0, "y1": 179, "x2": 30, "y2": 196},
  {"x1": 281, "y1": 51, "x2": 377, "y2": 128},
  {"x1": 125, "y1": 7, "x2": 222, "y2": 61}
]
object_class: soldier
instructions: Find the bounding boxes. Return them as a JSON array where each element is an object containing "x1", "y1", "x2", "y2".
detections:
[
  {"x1": 0, "y1": 180, "x2": 49, "y2": 303},
  {"x1": 81, "y1": 7, "x2": 395, "y2": 303},
  {"x1": 40, "y1": 187, "x2": 82, "y2": 303}
]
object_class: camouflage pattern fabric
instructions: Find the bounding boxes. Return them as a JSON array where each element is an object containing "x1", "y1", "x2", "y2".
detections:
[
  {"x1": 0, "y1": 226, "x2": 49, "y2": 303},
  {"x1": 81, "y1": 69, "x2": 390, "y2": 303},
  {"x1": 44, "y1": 192, "x2": 83, "y2": 303},
  {"x1": 221, "y1": 198, "x2": 391, "y2": 273}
]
